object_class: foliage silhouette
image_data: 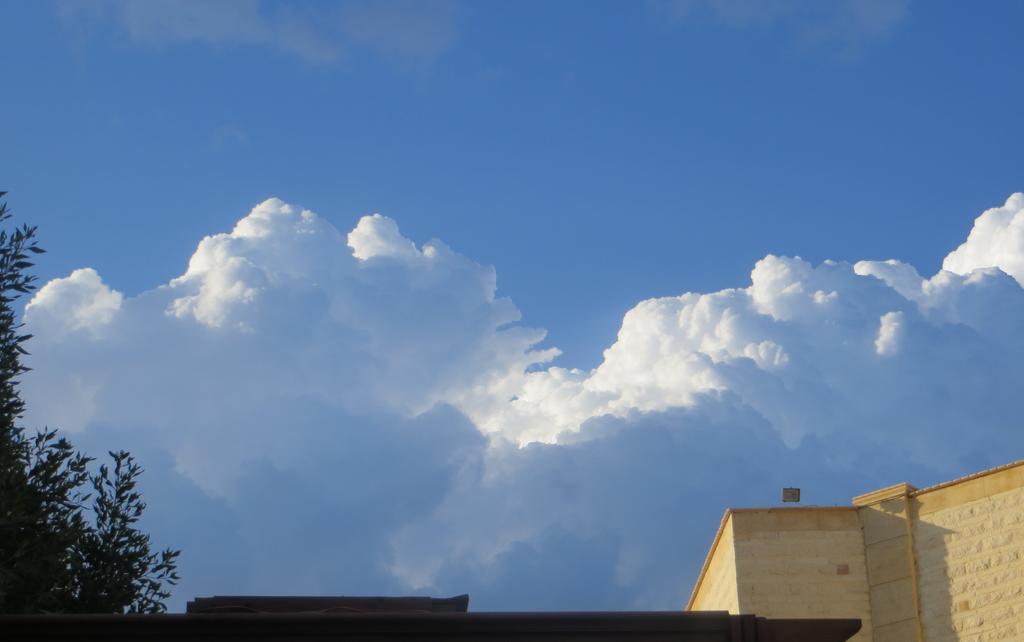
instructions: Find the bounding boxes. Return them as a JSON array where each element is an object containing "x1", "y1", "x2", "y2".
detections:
[{"x1": 0, "y1": 192, "x2": 179, "y2": 613}]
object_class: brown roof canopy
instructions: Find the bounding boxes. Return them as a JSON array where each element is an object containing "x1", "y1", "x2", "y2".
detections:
[
  {"x1": 3, "y1": 610, "x2": 859, "y2": 641},
  {"x1": 186, "y1": 594, "x2": 470, "y2": 614}
]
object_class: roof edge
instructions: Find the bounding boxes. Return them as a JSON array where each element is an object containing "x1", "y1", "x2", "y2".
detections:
[
  {"x1": 911, "y1": 459, "x2": 1024, "y2": 497},
  {"x1": 852, "y1": 482, "x2": 917, "y2": 506},
  {"x1": 727, "y1": 506, "x2": 858, "y2": 513}
]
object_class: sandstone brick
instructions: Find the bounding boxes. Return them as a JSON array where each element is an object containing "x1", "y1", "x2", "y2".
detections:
[{"x1": 689, "y1": 462, "x2": 1024, "y2": 642}]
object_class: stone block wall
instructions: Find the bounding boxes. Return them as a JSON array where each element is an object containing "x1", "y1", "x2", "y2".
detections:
[
  {"x1": 913, "y1": 465, "x2": 1024, "y2": 642},
  {"x1": 690, "y1": 508, "x2": 874, "y2": 641},
  {"x1": 732, "y1": 509, "x2": 874, "y2": 642},
  {"x1": 855, "y1": 486, "x2": 920, "y2": 642},
  {"x1": 689, "y1": 513, "x2": 739, "y2": 613}
]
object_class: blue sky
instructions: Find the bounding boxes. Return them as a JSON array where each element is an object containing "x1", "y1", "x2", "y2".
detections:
[
  {"x1": 6, "y1": 1, "x2": 1024, "y2": 611},
  {"x1": 5, "y1": 0, "x2": 1021, "y2": 367}
]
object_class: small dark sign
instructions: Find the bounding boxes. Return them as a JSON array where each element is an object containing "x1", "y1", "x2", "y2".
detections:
[{"x1": 782, "y1": 487, "x2": 801, "y2": 503}]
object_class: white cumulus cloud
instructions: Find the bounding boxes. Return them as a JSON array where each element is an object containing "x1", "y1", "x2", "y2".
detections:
[
  {"x1": 26, "y1": 267, "x2": 122, "y2": 336},
  {"x1": 943, "y1": 192, "x2": 1024, "y2": 285},
  {"x1": 19, "y1": 193, "x2": 1024, "y2": 610},
  {"x1": 874, "y1": 310, "x2": 904, "y2": 356}
]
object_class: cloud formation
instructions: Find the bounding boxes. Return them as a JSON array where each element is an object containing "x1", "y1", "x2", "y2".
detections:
[
  {"x1": 943, "y1": 192, "x2": 1024, "y2": 285},
  {"x1": 21, "y1": 193, "x2": 1024, "y2": 610},
  {"x1": 54, "y1": 0, "x2": 460, "y2": 64},
  {"x1": 654, "y1": 0, "x2": 910, "y2": 52},
  {"x1": 26, "y1": 198, "x2": 552, "y2": 489},
  {"x1": 487, "y1": 193, "x2": 1024, "y2": 463}
]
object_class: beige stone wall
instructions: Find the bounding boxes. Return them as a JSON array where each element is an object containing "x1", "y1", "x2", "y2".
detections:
[
  {"x1": 913, "y1": 466, "x2": 1024, "y2": 642},
  {"x1": 687, "y1": 461, "x2": 1024, "y2": 642},
  {"x1": 690, "y1": 514, "x2": 739, "y2": 613},
  {"x1": 730, "y1": 509, "x2": 874, "y2": 642},
  {"x1": 855, "y1": 487, "x2": 921, "y2": 642}
]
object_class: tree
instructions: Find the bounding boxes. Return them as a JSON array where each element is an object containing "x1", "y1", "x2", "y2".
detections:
[{"x1": 0, "y1": 192, "x2": 179, "y2": 613}]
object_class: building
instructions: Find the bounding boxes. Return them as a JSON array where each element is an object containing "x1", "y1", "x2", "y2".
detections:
[{"x1": 687, "y1": 460, "x2": 1024, "y2": 642}]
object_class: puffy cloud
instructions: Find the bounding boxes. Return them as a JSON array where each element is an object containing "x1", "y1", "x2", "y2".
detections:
[
  {"x1": 347, "y1": 213, "x2": 421, "y2": 261},
  {"x1": 853, "y1": 258, "x2": 924, "y2": 300},
  {"x1": 943, "y1": 192, "x2": 1024, "y2": 285},
  {"x1": 874, "y1": 310, "x2": 903, "y2": 356},
  {"x1": 488, "y1": 212, "x2": 1024, "y2": 461},
  {"x1": 23, "y1": 198, "x2": 554, "y2": 475},
  {"x1": 20, "y1": 193, "x2": 1024, "y2": 611},
  {"x1": 26, "y1": 267, "x2": 122, "y2": 337}
]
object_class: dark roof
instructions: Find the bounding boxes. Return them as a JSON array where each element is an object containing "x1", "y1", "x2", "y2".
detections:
[
  {"x1": 2, "y1": 611, "x2": 860, "y2": 641},
  {"x1": 186, "y1": 594, "x2": 469, "y2": 614}
]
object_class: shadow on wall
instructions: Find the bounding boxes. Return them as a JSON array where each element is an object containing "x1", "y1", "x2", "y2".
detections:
[
  {"x1": 912, "y1": 517, "x2": 957, "y2": 642},
  {"x1": 860, "y1": 506, "x2": 955, "y2": 641}
]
